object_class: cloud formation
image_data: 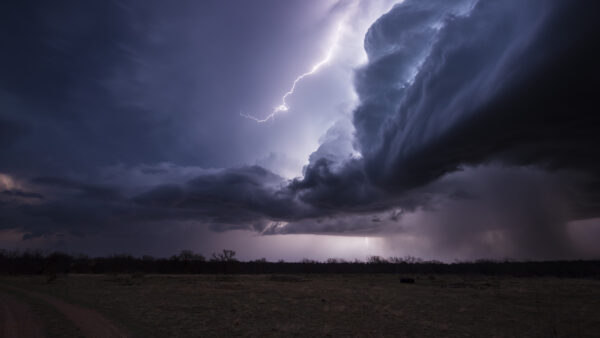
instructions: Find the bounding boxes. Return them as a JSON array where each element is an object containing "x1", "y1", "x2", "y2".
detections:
[
  {"x1": 1, "y1": 0, "x2": 600, "y2": 259},
  {"x1": 357, "y1": 0, "x2": 600, "y2": 190}
]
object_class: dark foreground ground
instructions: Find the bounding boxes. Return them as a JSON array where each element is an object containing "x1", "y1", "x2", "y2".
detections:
[{"x1": 1, "y1": 274, "x2": 599, "y2": 337}]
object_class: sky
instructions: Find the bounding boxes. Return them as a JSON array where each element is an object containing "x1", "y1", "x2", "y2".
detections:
[{"x1": 1, "y1": 0, "x2": 599, "y2": 261}]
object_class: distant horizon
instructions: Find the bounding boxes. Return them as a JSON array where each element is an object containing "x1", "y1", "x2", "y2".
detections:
[{"x1": 3, "y1": 247, "x2": 600, "y2": 265}]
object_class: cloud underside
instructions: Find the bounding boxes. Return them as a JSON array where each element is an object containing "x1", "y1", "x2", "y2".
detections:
[{"x1": 2, "y1": 0, "x2": 600, "y2": 258}]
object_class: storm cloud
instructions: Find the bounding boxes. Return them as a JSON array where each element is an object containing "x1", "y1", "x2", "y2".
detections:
[
  {"x1": 287, "y1": 0, "x2": 600, "y2": 226},
  {"x1": 358, "y1": 0, "x2": 600, "y2": 192},
  {"x1": 1, "y1": 0, "x2": 599, "y2": 259}
]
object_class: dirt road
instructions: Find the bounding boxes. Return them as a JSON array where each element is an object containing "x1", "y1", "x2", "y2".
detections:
[
  {"x1": 0, "y1": 284, "x2": 130, "y2": 338},
  {"x1": 0, "y1": 292, "x2": 45, "y2": 338}
]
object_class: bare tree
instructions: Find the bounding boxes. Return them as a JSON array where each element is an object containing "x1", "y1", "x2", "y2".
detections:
[{"x1": 210, "y1": 249, "x2": 237, "y2": 262}]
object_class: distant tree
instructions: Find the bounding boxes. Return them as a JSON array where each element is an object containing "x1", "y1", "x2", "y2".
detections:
[
  {"x1": 177, "y1": 250, "x2": 205, "y2": 262},
  {"x1": 210, "y1": 249, "x2": 237, "y2": 262},
  {"x1": 301, "y1": 258, "x2": 318, "y2": 264},
  {"x1": 388, "y1": 256, "x2": 403, "y2": 264},
  {"x1": 367, "y1": 255, "x2": 388, "y2": 264},
  {"x1": 178, "y1": 250, "x2": 194, "y2": 261},
  {"x1": 326, "y1": 258, "x2": 347, "y2": 264},
  {"x1": 402, "y1": 255, "x2": 422, "y2": 264}
]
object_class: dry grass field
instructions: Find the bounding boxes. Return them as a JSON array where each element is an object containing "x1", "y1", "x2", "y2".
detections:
[{"x1": 1, "y1": 274, "x2": 599, "y2": 337}]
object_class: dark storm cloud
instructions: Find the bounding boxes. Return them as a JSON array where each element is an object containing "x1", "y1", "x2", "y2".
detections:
[
  {"x1": 0, "y1": 0, "x2": 332, "y2": 176},
  {"x1": 2, "y1": 190, "x2": 44, "y2": 200},
  {"x1": 0, "y1": 166, "x2": 292, "y2": 238},
  {"x1": 32, "y1": 177, "x2": 122, "y2": 201},
  {"x1": 0, "y1": 0, "x2": 167, "y2": 175},
  {"x1": 360, "y1": 0, "x2": 600, "y2": 195},
  {"x1": 353, "y1": 0, "x2": 476, "y2": 152},
  {"x1": 1, "y1": 163, "x2": 421, "y2": 238},
  {"x1": 277, "y1": 0, "x2": 600, "y2": 241},
  {"x1": 0, "y1": 118, "x2": 27, "y2": 150},
  {"x1": 281, "y1": 0, "x2": 600, "y2": 217},
  {"x1": 2, "y1": 0, "x2": 600, "y2": 259},
  {"x1": 135, "y1": 166, "x2": 306, "y2": 224},
  {"x1": 1, "y1": 176, "x2": 185, "y2": 239}
]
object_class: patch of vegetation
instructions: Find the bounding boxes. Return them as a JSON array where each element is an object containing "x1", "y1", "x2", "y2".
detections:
[{"x1": 1, "y1": 249, "x2": 599, "y2": 277}]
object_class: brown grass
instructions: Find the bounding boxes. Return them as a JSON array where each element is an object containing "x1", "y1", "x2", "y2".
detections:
[{"x1": 1, "y1": 274, "x2": 599, "y2": 337}]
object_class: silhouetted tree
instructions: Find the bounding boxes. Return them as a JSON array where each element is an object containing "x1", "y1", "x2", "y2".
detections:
[
  {"x1": 210, "y1": 249, "x2": 237, "y2": 262},
  {"x1": 367, "y1": 255, "x2": 388, "y2": 264},
  {"x1": 177, "y1": 250, "x2": 205, "y2": 262}
]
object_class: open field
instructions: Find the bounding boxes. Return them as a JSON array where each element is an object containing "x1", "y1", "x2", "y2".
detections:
[{"x1": 1, "y1": 274, "x2": 599, "y2": 337}]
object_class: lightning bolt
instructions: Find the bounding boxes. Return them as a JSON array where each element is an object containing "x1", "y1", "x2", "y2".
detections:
[{"x1": 241, "y1": 24, "x2": 343, "y2": 123}]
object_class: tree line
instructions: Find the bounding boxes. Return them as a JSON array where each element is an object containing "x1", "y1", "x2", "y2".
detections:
[{"x1": 0, "y1": 249, "x2": 598, "y2": 277}]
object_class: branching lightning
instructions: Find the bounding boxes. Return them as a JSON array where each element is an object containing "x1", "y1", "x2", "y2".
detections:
[{"x1": 241, "y1": 24, "x2": 343, "y2": 123}]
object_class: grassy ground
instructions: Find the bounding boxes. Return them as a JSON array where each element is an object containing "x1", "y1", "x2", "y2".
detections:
[{"x1": 1, "y1": 274, "x2": 599, "y2": 337}]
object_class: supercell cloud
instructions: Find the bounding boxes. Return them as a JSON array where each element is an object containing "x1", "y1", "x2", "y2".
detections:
[{"x1": 1, "y1": 0, "x2": 599, "y2": 260}]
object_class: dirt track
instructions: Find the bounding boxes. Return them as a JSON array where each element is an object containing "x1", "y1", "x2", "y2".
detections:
[
  {"x1": 0, "y1": 285, "x2": 129, "y2": 338},
  {"x1": 0, "y1": 292, "x2": 45, "y2": 338}
]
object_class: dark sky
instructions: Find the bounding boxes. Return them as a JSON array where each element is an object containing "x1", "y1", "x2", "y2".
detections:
[{"x1": 1, "y1": 0, "x2": 599, "y2": 261}]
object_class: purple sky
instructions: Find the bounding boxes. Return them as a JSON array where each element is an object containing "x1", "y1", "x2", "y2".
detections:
[{"x1": 1, "y1": 0, "x2": 599, "y2": 261}]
